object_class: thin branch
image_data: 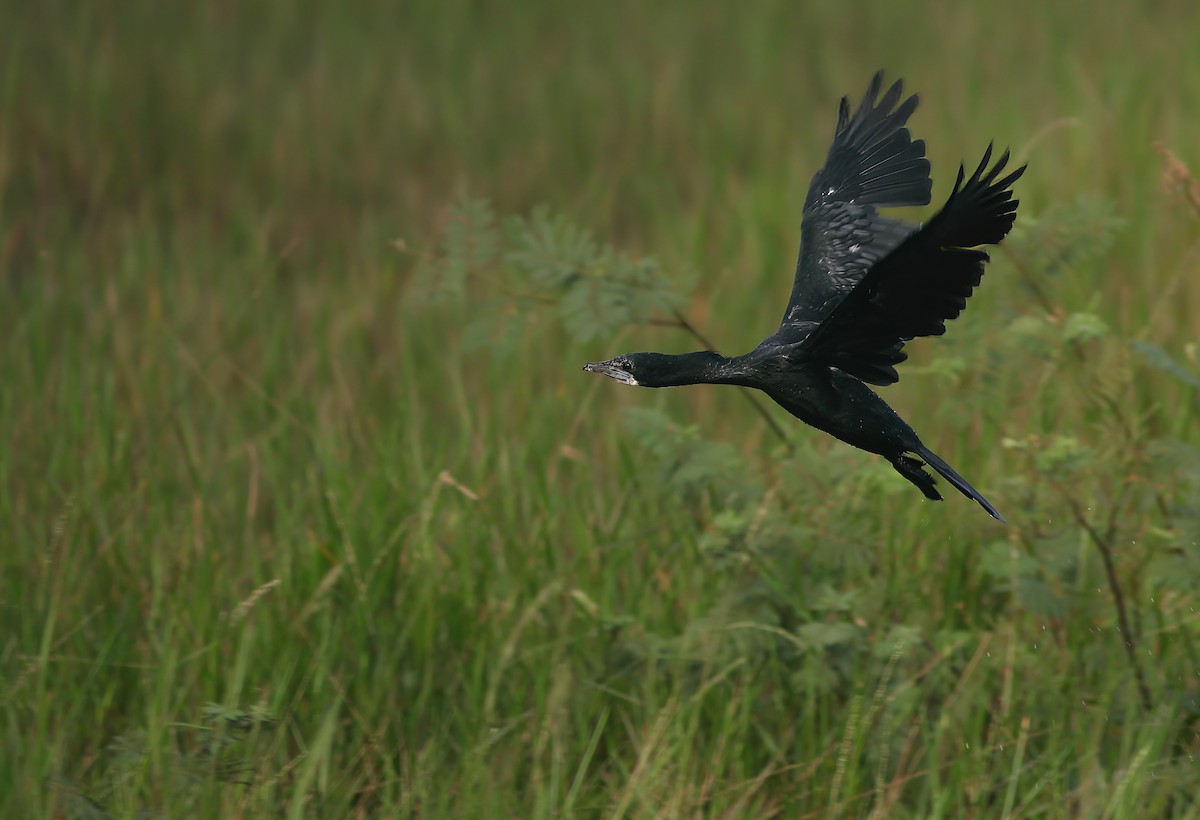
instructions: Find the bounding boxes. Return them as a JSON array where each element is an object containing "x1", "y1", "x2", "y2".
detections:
[
  {"x1": 998, "y1": 244, "x2": 1060, "y2": 319},
  {"x1": 1057, "y1": 486, "x2": 1154, "y2": 712}
]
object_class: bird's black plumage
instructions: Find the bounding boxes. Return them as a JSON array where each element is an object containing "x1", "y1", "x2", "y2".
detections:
[{"x1": 583, "y1": 72, "x2": 1025, "y2": 522}]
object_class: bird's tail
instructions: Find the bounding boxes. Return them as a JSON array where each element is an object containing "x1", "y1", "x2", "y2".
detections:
[{"x1": 916, "y1": 444, "x2": 1006, "y2": 523}]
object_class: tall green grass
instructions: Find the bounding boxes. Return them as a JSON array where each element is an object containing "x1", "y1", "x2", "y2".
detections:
[{"x1": 3, "y1": 0, "x2": 1200, "y2": 815}]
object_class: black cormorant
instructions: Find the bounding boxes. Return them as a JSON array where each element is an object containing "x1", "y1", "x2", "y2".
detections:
[{"x1": 583, "y1": 72, "x2": 1024, "y2": 522}]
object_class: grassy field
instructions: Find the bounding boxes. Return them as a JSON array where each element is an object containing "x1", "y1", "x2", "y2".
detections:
[{"x1": 4, "y1": 0, "x2": 1200, "y2": 816}]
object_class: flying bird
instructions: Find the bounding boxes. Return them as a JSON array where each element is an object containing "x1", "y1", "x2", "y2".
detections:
[{"x1": 583, "y1": 72, "x2": 1024, "y2": 522}]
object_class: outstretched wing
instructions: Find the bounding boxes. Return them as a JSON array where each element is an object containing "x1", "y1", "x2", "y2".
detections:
[
  {"x1": 780, "y1": 72, "x2": 932, "y2": 328},
  {"x1": 800, "y1": 146, "x2": 1026, "y2": 385}
]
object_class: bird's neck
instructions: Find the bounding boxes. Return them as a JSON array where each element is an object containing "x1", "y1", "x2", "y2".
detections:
[{"x1": 647, "y1": 351, "x2": 747, "y2": 387}]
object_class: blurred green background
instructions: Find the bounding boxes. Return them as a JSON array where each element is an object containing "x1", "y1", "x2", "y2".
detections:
[{"x1": 4, "y1": 0, "x2": 1200, "y2": 816}]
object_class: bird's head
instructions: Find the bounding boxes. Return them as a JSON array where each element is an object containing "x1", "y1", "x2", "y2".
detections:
[{"x1": 582, "y1": 351, "x2": 726, "y2": 388}]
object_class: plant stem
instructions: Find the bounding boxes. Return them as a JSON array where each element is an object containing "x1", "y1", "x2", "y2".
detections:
[{"x1": 1059, "y1": 489, "x2": 1154, "y2": 712}]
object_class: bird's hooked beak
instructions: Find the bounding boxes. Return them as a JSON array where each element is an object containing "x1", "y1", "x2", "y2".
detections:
[{"x1": 582, "y1": 360, "x2": 638, "y2": 385}]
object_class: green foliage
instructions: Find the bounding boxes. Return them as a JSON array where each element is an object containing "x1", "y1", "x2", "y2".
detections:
[
  {"x1": 1005, "y1": 313, "x2": 1057, "y2": 351},
  {"x1": 7, "y1": 1, "x2": 1200, "y2": 816},
  {"x1": 1006, "y1": 195, "x2": 1127, "y2": 279},
  {"x1": 414, "y1": 201, "x2": 690, "y2": 351},
  {"x1": 508, "y1": 206, "x2": 690, "y2": 342},
  {"x1": 414, "y1": 197, "x2": 500, "y2": 305},
  {"x1": 1033, "y1": 434, "x2": 1095, "y2": 474},
  {"x1": 1132, "y1": 339, "x2": 1200, "y2": 389},
  {"x1": 979, "y1": 541, "x2": 1070, "y2": 619},
  {"x1": 505, "y1": 206, "x2": 601, "y2": 290},
  {"x1": 621, "y1": 406, "x2": 756, "y2": 504},
  {"x1": 1063, "y1": 311, "x2": 1110, "y2": 343},
  {"x1": 48, "y1": 705, "x2": 279, "y2": 817}
]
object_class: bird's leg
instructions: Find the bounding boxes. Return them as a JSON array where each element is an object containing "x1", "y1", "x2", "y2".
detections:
[{"x1": 890, "y1": 454, "x2": 943, "y2": 501}]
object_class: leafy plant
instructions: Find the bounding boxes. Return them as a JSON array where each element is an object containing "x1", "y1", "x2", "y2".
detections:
[
  {"x1": 411, "y1": 197, "x2": 690, "y2": 352},
  {"x1": 1004, "y1": 195, "x2": 1126, "y2": 311},
  {"x1": 52, "y1": 704, "x2": 279, "y2": 817}
]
